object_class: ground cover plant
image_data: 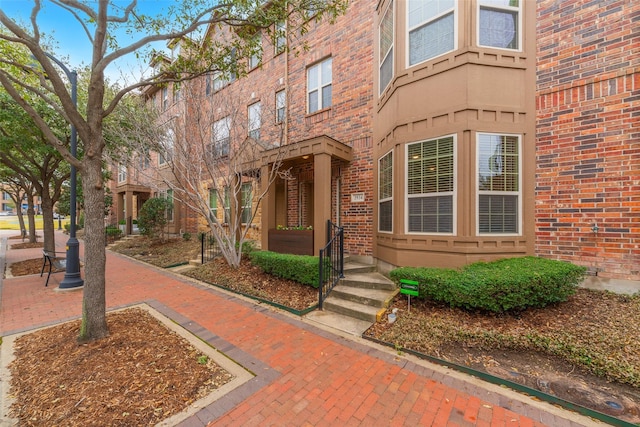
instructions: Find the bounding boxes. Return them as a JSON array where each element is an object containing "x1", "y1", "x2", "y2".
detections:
[{"x1": 365, "y1": 288, "x2": 640, "y2": 423}]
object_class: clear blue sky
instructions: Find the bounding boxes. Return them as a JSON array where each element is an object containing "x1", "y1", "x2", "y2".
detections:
[{"x1": 0, "y1": 0, "x2": 178, "y2": 83}]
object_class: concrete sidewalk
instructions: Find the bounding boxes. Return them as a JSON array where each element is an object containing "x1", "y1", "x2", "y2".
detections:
[{"x1": 0, "y1": 230, "x2": 606, "y2": 426}]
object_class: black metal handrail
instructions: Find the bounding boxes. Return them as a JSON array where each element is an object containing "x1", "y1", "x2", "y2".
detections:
[
  {"x1": 318, "y1": 219, "x2": 344, "y2": 310},
  {"x1": 200, "y1": 230, "x2": 221, "y2": 264}
]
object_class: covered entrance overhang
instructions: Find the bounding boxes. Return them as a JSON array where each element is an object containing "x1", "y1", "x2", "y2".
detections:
[
  {"x1": 115, "y1": 184, "x2": 151, "y2": 235},
  {"x1": 259, "y1": 135, "x2": 353, "y2": 256}
]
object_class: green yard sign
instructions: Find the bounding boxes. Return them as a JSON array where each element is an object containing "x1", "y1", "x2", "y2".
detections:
[
  {"x1": 399, "y1": 279, "x2": 419, "y2": 296},
  {"x1": 399, "y1": 279, "x2": 419, "y2": 312}
]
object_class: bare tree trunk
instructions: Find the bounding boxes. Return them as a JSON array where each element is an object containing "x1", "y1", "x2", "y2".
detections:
[
  {"x1": 78, "y1": 157, "x2": 108, "y2": 342},
  {"x1": 40, "y1": 193, "x2": 56, "y2": 252},
  {"x1": 26, "y1": 198, "x2": 36, "y2": 243}
]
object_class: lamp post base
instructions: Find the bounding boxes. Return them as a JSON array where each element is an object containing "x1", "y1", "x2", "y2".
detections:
[{"x1": 59, "y1": 237, "x2": 84, "y2": 289}]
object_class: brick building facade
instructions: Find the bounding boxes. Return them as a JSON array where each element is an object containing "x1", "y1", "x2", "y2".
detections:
[
  {"x1": 536, "y1": 0, "x2": 639, "y2": 280},
  {"x1": 110, "y1": 0, "x2": 638, "y2": 281}
]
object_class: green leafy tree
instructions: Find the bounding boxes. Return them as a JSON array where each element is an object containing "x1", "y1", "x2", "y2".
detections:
[
  {"x1": 137, "y1": 197, "x2": 172, "y2": 241},
  {"x1": 0, "y1": 90, "x2": 69, "y2": 249},
  {"x1": 0, "y1": 0, "x2": 346, "y2": 342}
]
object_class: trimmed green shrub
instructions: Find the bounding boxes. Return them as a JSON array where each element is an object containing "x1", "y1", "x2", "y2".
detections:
[
  {"x1": 249, "y1": 250, "x2": 320, "y2": 288},
  {"x1": 105, "y1": 225, "x2": 122, "y2": 238},
  {"x1": 390, "y1": 257, "x2": 586, "y2": 313}
]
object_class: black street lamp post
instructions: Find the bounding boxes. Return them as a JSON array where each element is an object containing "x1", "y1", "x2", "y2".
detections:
[{"x1": 44, "y1": 52, "x2": 83, "y2": 290}]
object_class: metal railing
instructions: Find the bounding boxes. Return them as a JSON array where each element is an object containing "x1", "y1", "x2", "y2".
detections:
[
  {"x1": 200, "y1": 230, "x2": 221, "y2": 264},
  {"x1": 318, "y1": 220, "x2": 344, "y2": 310}
]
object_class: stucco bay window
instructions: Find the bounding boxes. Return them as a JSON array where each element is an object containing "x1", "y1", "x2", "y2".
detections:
[
  {"x1": 378, "y1": 150, "x2": 393, "y2": 232},
  {"x1": 479, "y1": 0, "x2": 520, "y2": 50},
  {"x1": 407, "y1": 136, "x2": 455, "y2": 233},
  {"x1": 307, "y1": 57, "x2": 332, "y2": 113},
  {"x1": 477, "y1": 133, "x2": 520, "y2": 234},
  {"x1": 407, "y1": 0, "x2": 455, "y2": 66}
]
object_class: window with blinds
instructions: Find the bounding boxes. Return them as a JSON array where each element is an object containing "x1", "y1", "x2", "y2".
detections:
[
  {"x1": 477, "y1": 133, "x2": 520, "y2": 234},
  {"x1": 408, "y1": 0, "x2": 455, "y2": 66},
  {"x1": 378, "y1": 150, "x2": 393, "y2": 232},
  {"x1": 478, "y1": 0, "x2": 520, "y2": 50},
  {"x1": 407, "y1": 136, "x2": 454, "y2": 233},
  {"x1": 379, "y1": 2, "x2": 394, "y2": 94}
]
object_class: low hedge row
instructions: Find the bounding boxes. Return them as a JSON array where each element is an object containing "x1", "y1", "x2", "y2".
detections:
[
  {"x1": 249, "y1": 250, "x2": 320, "y2": 288},
  {"x1": 390, "y1": 257, "x2": 586, "y2": 313}
]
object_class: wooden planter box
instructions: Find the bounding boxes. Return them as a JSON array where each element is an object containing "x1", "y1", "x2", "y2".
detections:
[{"x1": 268, "y1": 229, "x2": 314, "y2": 256}]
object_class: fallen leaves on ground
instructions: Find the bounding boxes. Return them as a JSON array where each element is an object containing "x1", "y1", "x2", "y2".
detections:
[
  {"x1": 366, "y1": 290, "x2": 640, "y2": 422},
  {"x1": 185, "y1": 257, "x2": 318, "y2": 310},
  {"x1": 109, "y1": 236, "x2": 200, "y2": 268},
  {"x1": 8, "y1": 308, "x2": 233, "y2": 427}
]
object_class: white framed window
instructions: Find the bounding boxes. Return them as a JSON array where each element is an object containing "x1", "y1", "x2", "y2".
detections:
[
  {"x1": 209, "y1": 188, "x2": 218, "y2": 220},
  {"x1": 139, "y1": 149, "x2": 150, "y2": 170},
  {"x1": 407, "y1": 0, "x2": 456, "y2": 66},
  {"x1": 379, "y1": 1, "x2": 394, "y2": 95},
  {"x1": 275, "y1": 90, "x2": 286, "y2": 124},
  {"x1": 118, "y1": 164, "x2": 127, "y2": 183},
  {"x1": 275, "y1": 21, "x2": 286, "y2": 54},
  {"x1": 478, "y1": 0, "x2": 520, "y2": 50},
  {"x1": 477, "y1": 133, "x2": 520, "y2": 234},
  {"x1": 248, "y1": 102, "x2": 261, "y2": 140},
  {"x1": 406, "y1": 135, "x2": 455, "y2": 234},
  {"x1": 378, "y1": 150, "x2": 393, "y2": 232},
  {"x1": 241, "y1": 182, "x2": 252, "y2": 224},
  {"x1": 162, "y1": 87, "x2": 168, "y2": 111},
  {"x1": 173, "y1": 83, "x2": 180, "y2": 103},
  {"x1": 158, "y1": 128, "x2": 175, "y2": 166},
  {"x1": 213, "y1": 72, "x2": 226, "y2": 92},
  {"x1": 249, "y1": 33, "x2": 262, "y2": 69},
  {"x1": 205, "y1": 74, "x2": 212, "y2": 96},
  {"x1": 307, "y1": 57, "x2": 332, "y2": 114},
  {"x1": 166, "y1": 189, "x2": 174, "y2": 222},
  {"x1": 211, "y1": 117, "x2": 230, "y2": 158}
]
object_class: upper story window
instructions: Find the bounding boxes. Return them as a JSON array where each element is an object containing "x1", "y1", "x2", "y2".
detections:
[
  {"x1": 407, "y1": 0, "x2": 455, "y2": 66},
  {"x1": 211, "y1": 117, "x2": 230, "y2": 159},
  {"x1": 158, "y1": 129, "x2": 174, "y2": 166},
  {"x1": 307, "y1": 57, "x2": 332, "y2": 114},
  {"x1": 275, "y1": 90, "x2": 286, "y2": 124},
  {"x1": 249, "y1": 34, "x2": 262, "y2": 69},
  {"x1": 478, "y1": 0, "x2": 520, "y2": 50},
  {"x1": 379, "y1": 2, "x2": 394, "y2": 95},
  {"x1": 378, "y1": 150, "x2": 393, "y2": 232},
  {"x1": 205, "y1": 74, "x2": 212, "y2": 96},
  {"x1": 172, "y1": 84, "x2": 180, "y2": 103},
  {"x1": 477, "y1": 133, "x2": 520, "y2": 234},
  {"x1": 162, "y1": 87, "x2": 168, "y2": 111},
  {"x1": 118, "y1": 164, "x2": 127, "y2": 183},
  {"x1": 248, "y1": 102, "x2": 261, "y2": 141},
  {"x1": 275, "y1": 21, "x2": 286, "y2": 54},
  {"x1": 407, "y1": 135, "x2": 455, "y2": 234}
]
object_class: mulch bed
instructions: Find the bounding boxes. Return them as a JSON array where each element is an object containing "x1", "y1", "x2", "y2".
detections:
[{"x1": 8, "y1": 308, "x2": 234, "y2": 426}]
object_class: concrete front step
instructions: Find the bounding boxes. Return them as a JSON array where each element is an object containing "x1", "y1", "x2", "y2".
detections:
[
  {"x1": 343, "y1": 262, "x2": 376, "y2": 275},
  {"x1": 340, "y1": 271, "x2": 397, "y2": 291},
  {"x1": 304, "y1": 310, "x2": 373, "y2": 336},
  {"x1": 330, "y1": 284, "x2": 398, "y2": 308},
  {"x1": 322, "y1": 297, "x2": 385, "y2": 323}
]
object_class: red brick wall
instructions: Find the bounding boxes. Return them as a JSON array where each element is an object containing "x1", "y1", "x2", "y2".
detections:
[{"x1": 536, "y1": 0, "x2": 640, "y2": 280}]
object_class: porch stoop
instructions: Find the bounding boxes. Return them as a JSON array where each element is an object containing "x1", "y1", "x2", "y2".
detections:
[{"x1": 305, "y1": 258, "x2": 398, "y2": 336}]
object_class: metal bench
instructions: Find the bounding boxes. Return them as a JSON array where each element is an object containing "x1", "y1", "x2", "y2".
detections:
[{"x1": 41, "y1": 250, "x2": 66, "y2": 287}]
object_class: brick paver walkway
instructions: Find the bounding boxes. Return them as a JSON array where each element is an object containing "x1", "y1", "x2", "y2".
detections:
[{"x1": 0, "y1": 231, "x2": 604, "y2": 426}]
